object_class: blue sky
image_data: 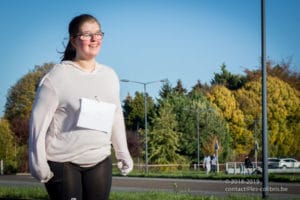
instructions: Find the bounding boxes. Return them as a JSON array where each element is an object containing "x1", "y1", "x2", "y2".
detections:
[{"x1": 0, "y1": 0, "x2": 299, "y2": 117}]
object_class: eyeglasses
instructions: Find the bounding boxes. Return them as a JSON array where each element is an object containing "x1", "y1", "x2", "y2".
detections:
[{"x1": 76, "y1": 32, "x2": 104, "y2": 41}]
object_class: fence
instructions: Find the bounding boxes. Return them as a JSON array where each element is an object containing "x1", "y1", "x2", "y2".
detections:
[
  {"x1": 225, "y1": 161, "x2": 300, "y2": 174},
  {"x1": 1, "y1": 160, "x2": 299, "y2": 175},
  {"x1": 225, "y1": 162, "x2": 258, "y2": 174},
  {"x1": 114, "y1": 162, "x2": 228, "y2": 173}
]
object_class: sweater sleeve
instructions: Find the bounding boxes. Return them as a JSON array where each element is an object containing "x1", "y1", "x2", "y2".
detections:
[
  {"x1": 29, "y1": 76, "x2": 58, "y2": 182},
  {"x1": 111, "y1": 102, "x2": 130, "y2": 157},
  {"x1": 110, "y1": 79, "x2": 133, "y2": 164}
]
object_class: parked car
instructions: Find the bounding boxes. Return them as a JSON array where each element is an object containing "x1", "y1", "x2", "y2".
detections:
[
  {"x1": 268, "y1": 158, "x2": 280, "y2": 169},
  {"x1": 278, "y1": 158, "x2": 300, "y2": 168}
]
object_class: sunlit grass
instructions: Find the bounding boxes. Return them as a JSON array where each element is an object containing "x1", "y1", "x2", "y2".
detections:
[
  {"x1": 0, "y1": 170, "x2": 299, "y2": 199},
  {"x1": 0, "y1": 187, "x2": 268, "y2": 200},
  {"x1": 0, "y1": 186, "x2": 48, "y2": 199}
]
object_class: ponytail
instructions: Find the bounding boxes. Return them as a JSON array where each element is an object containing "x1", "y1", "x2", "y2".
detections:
[{"x1": 61, "y1": 41, "x2": 76, "y2": 61}]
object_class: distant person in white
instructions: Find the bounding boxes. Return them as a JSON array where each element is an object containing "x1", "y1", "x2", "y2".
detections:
[
  {"x1": 203, "y1": 155, "x2": 211, "y2": 174},
  {"x1": 29, "y1": 14, "x2": 133, "y2": 200}
]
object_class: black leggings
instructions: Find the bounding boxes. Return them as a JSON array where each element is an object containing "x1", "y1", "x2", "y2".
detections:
[{"x1": 45, "y1": 156, "x2": 112, "y2": 200}]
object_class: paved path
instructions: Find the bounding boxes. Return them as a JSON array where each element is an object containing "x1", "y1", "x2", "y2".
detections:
[{"x1": 1, "y1": 175, "x2": 300, "y2": 199}]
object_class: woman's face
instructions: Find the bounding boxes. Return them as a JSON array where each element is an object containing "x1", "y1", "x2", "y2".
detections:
[{"x1": 72, "y1": 21, "x2": 103, "y2": 61}]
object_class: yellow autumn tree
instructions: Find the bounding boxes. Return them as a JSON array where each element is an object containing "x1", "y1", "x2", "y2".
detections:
[
  {"x1": 206, "y1": 85, "x2": 252, "y2": 157},
  {"x1": 235, "y1": 76, "x2": 300, "y2": 157}
]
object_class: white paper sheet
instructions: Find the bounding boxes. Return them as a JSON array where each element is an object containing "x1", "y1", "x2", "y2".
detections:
[{"x1": 77, "y1": 97, "x2": 117, "y2": 133}]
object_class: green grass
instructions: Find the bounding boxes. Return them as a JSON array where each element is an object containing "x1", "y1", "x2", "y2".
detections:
[
  {"x1": 110, "y1": 191, "x2": 263, "y2": 200},
  {"x1": 0, "y1": 186, "x2": 48, "y2": 199},
  {"x1": 1, "y1": 186, "x2": 300, "y2": 200},
  {"x1": 113, "y1": 168, "x2": 300, "y2": 182},
  {"x1": 0, "y1": 170, "x2": 299, "y2": 199},
  {"x1": 0, "y1": 186, "x2": 272, "y2": 200}
]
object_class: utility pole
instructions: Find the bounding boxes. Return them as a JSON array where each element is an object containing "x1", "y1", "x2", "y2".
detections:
[{"x1": 261, "y1": 0, "x2": 269, "y2": 198}]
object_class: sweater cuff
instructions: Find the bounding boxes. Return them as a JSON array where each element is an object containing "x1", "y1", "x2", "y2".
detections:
[{"x1": 40, "y1": 171, "x2": 54, "y2": 183}]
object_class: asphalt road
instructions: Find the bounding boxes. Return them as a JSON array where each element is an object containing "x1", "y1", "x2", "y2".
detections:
[{"x1": 0, "y1": 175, "x2": 300, "y2": 199}]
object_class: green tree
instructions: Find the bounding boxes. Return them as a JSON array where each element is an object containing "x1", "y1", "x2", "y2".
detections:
[
  {"x1": 160, "y1": 93, "x2": 195, "y2": 160},
  {"x1": 158, "y1": 83, "x2": 196, "y2": 161},
  {"x1": 125, "y1": 130, "x2": 142, "y2": 158},
  {"x1": 182, "y1": 97, "x2": 231, "y2": 163},
  {"x1": 122, "y1": 91, "x2": 157, "y2": 165},
  {"x1": 0, "y1": 119, "x2": 17, "y2": 173},
  {"x1": 4, "y1": 63, "x2": 53, "y2": 172},
  {"x1": 211, "y1": 63, "x2": 246, "y2": 90},
  {"x1": 159, "y1": 81, "x2": 173, "y2": 99},
  {"x1": 148, "y1": 101, "x2": 186, "y2": 168},
  {"x1": 123, "y1": 92, "x2": 155, "y2": 131},
  {"x1": 188, "y1": 80, "x2": 209, "y2": 97},
  {"x1": 4, "y1": 63, "x2": 53, "y2": 145},
  {"x1": 157, "y1": 81, "x2": 231, "y2": 163},
  {"x1": 180, "y1": 93, "x2": 212, "y2": 161},
  {"x1": 172, "y1": 79, "x2": 187, "y2": 95}
]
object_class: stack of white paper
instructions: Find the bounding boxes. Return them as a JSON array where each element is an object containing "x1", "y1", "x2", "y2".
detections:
[{"x1": 77, "y1": 98, "x2": 117, "y2": 133}]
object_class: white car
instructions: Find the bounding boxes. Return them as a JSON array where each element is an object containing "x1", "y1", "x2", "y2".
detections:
[
  {"x1": 278, "y1": 158, "x2": 300, "y2": 168},
  {"x1": 268, "y1": 158, "x2": 280, "y2": 168}
]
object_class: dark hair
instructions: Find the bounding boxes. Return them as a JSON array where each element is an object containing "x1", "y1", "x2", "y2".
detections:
[{"x1": 61, "y1": 14, "x2": 101, "y2": 61}]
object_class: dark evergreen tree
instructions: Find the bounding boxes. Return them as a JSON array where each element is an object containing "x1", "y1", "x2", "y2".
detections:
[{"x1": 211, "y1": 63, "x2": 246, "y2": 90}]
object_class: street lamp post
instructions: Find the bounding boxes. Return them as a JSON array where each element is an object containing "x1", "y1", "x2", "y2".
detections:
[{"x1": 121, "y1": 79, "x2": 167, "y2": 175}]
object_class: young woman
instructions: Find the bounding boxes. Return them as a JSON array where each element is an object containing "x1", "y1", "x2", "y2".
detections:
[{"x1": 29, "y1": 14, "x2": 133, "y2": 200}]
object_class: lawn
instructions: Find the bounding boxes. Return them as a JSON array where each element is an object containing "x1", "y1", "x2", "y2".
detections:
[
  {"x1": 1, "y1": 169, "x2": 299, "y2": 199},
  {"x1": 0, "y1": 186, "x2": 270, "y2": 200}
]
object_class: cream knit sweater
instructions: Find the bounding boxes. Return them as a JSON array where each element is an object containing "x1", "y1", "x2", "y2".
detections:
[{"x1": 29, "y1": 61, "x2": 132, "y2": 182}]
